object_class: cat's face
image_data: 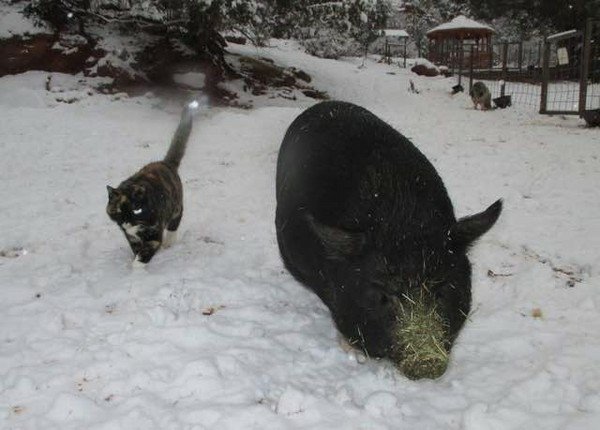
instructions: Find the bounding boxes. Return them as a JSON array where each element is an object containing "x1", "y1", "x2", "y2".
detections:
[{"x1": 106, "y1": 185, "x2": 149, "y2": 225}]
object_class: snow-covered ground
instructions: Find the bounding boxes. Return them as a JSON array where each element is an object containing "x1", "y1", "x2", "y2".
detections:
[
  {"x1": 0, "y1": 1, "x2": 48, "y2": 39},
  {"x1": 1, "y1": 39, "x2": 600, "y2": 430}
]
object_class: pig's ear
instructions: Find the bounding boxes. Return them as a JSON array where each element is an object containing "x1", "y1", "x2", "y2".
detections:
[
  {"x1": 448, "y1": 199, "x2": 502, "y2": 252},
  {"x1": 306, "y1": 213, "x2": 366, "y2": 259}
]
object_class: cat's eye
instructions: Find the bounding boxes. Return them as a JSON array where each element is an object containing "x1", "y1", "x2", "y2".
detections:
[{"x1": 133, "y1": 208, "x2": 143, "y2": 215}]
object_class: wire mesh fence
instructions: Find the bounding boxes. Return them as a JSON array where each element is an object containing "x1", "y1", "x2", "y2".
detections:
[
  {"x1": 383, "y1": 41, "x2": 409, "y2": 68},
  {"x1": 448, "y1": 19, "x2": 599, "y2": 116},
  {"x1": 585, "y1": 20, "x2": 600, "y2": 111},
  {"x1": 540, "y1": 29, "x2": 585, "y2": 114},
  {"x1": 451, "y1": 41, "x2": 544, "y2": 110}
]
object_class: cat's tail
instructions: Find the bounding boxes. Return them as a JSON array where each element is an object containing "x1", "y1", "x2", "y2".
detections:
[{"x1": 163, "y1": 101, "x2": 199, "y2": 169}]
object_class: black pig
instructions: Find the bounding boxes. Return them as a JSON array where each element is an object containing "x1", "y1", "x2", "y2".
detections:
[{"x1": 275, "y1": 101, "x2": 502, "y2": 379}]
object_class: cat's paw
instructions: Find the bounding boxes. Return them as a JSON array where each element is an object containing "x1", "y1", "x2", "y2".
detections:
[
  {"x1": 163, "y1": 230, "x2": 177, "y2": 248},
  {"x1": 132, "y1": 257, "x2": 147, "y2": 269}
]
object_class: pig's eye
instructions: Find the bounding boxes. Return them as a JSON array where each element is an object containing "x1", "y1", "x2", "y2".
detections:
[
  {"x1": 379, "y1": 293, "x2": 389, "y2": 305},
  {"x1": 364, "y1": 287, "x2": 391, "y2": 308},
  {"x1": 133, "y1": 207, "x2": 143, "y2": 215}
]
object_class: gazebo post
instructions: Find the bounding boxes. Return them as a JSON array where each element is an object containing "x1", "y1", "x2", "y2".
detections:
[
  {"x1": 475, "y1": 37, "x2": 480, "y2": 69},
  {"x1": 457, "y1": 37, "x2": 464, "y2": 86},
  {"x1": 428, "y1": 38, "x2": 433, "y2": 63},
  {"x1": 488, "y1": 35, "x2": 493, "y2": 69}
]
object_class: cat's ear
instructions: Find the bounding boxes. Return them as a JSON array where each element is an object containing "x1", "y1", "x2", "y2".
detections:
[
  {"x1": 131, "y1": 185, "x2": 146, "y2": 200},
  {"x1": 106, "y1": 185, "x2": 116, "y2": 199}
]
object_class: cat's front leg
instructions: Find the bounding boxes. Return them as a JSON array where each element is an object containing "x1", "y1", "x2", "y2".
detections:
[
  {"x1": 133, "y1": 241, "x2": 161, "y2": 266},
  {"x1": 163, "y1": 213, "x2": 182, "y2": 249},
  {"x1": 133, "y1": 230, "x2": 162, "y2": 266},
  {"x1": 126, "y1": 235, "x2": 142, "y2": 256}
]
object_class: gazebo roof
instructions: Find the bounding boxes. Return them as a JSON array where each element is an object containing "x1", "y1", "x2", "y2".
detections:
[
  {"x1": 427, "y1": 15, "x2": 494, "y2": 39},
  {"x1": 381, "y1": 29, "x2": 409, "y2": 38}
]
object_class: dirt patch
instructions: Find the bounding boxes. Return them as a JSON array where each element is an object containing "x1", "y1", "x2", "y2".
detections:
[
  {"x1": 1, "y1": 32, "x2": 327, "y2": 106},
  {"x1": 129, "y1": 38, "x2": 235, "y2": 106},
  {"x1": 0, "y1": 33, "x2": 100, "y2": 77},
  {"x1": 300, "y1": 88, "x2": 328, "y2": 100},
  {"x1": 233, "y1": 54, "x2": 327, "y2": 100},
  {"x1": 126, "y1": 41, "x2": 327, "y2": 106},
  {"x1": 411, "y1": 63, "x2": 439, "y2": 77},
  {"x1": 224, "y1": 35, "x2": 247, "y2": 45}
]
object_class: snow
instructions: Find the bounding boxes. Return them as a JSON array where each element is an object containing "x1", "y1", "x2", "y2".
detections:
[
  {"x1": 1, "y1": 39, "x2": 600, "y2": 429},
  {"x1": 547, "y1": 29, "x2": 579, "y2": 42},
  {"x1": 381, "y1": 29, "x2": 409, "y2": 38},
  {"x1": 173, "y1": 72, "x2": 206, "y2": 89},
  {"x1": 412, "y1": 57, "x2": 438, "y2": 69},
  {"x1": 0, "y1": 0, "x2": 49, "y2": 38},
  {"x1": 427, "y1": 15, "x2": 494, "y2": 35}
]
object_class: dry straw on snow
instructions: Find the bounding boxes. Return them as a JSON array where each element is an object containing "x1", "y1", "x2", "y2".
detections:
[{"x1": 392, "y1": 291, "x2": 449, "y2": 380}]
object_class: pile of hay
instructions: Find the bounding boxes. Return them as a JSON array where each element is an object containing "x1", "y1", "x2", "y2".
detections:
[{"x1": 392, "y1": 293, "x2": 449, "y2": 380}]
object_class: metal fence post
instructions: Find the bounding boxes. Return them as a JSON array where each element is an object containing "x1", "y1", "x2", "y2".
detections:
[
  {"x1": 450, "y1": 40, "x2": 455, "y2": 76},
  {"x1": 384, "y1": 41, "x2": 389, "y2": 65},
  {"x1": 540, "y1": 40, "x2": 550, "y2": 114},
  {"x1": 579, "y1": 18, "x2": 593, "y2": 115},
  {"x1": 469, "y1": 45, "x2": 475, "y2": 94},
  {"x1": 469, "y1": 44, "x2": 474, "y2": 93},
  {"x1": 458, "y1": 42, "x2": 464, "y2": 87},
  {"x1": 501, "y1": 42, "x2": 508, "y2": 97}
]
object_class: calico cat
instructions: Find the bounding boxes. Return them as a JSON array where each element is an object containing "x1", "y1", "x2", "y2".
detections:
[{"x1": 106, "y1": 103, "x2": 196, "y2": 266}]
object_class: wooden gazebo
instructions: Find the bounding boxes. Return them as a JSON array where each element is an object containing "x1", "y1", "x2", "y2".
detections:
[{"x1": 427, "y1": 16, "x2": 494, "y2": 69}]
